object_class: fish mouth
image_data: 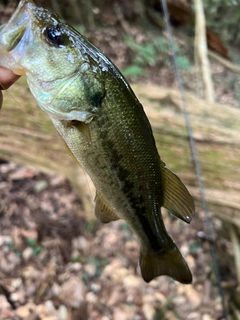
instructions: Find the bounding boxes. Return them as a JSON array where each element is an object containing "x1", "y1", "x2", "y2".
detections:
[
  {"x1": 0, "y1": 1, "x2": 36, "y2": 51},
  {"x1": 0, "y1": 0, "x2": 36, "y2": 74}
]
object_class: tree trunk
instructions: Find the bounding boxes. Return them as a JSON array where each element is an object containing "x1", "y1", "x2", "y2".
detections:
[
  {"x1": 1, "y1": 78, "x2": 240, "y2": 226},
  {"x1": 194, "y1": 0, "x2": 215, "y2": 103}
]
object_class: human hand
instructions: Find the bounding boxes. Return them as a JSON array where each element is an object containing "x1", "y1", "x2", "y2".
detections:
[{"x1": 0, "y1": 67, "x2": 20, "y2": 109}]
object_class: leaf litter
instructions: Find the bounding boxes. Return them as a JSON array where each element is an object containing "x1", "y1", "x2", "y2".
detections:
[{"x1": 0, "y1": 161, "x2": 234, "y2": 320}]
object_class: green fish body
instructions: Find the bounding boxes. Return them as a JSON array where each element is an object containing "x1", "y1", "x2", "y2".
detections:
[{"x1": 0, "y1": 0, "x2": 195, "y2": 283}]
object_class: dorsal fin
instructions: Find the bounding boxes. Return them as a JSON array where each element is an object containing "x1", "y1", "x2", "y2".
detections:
[
  {"x1": 95, "y1": 192, "x2": 120, "y2": 223},
  {"x1": 161, "y1": 161, "x2": 195, "y2": 223}
]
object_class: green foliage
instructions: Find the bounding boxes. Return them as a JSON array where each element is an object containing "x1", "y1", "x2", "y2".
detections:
[
  {"x1": 6, "y1": 240, "x2": 21, "y2": 258},
  {"x1": 87, "y1": 256, "x2": 109, "y2": 268},
  {"x1": 175, "y1": 55, "x2": 192, "y2": 70},
  {"x1": 203, "y1": 0, "x2": 240, "y2": 47},
  {"x1": 26, "y1": 237, "x2": 37, "y2": 247},
  {"x1": 151, "y1": 37, "x2": 170, "y2": 52},
  {"x1": 82, "y1": 256, "x2": 109, "y2": 284},
  {"x1": 189, "y1": 241, "x2": 202, "y2": 253},
  {"x1": 122, "y1": 65, "x2": 145, "y2": 77},
  {"x1": 6, "y1": 240, "x2": 14, "y2": 250},
  {"x1": 121, "y1": 221, "x2": 131, "y2": 232},
  {"x1": 124, "y1": 35, "x2": 169, "y2": 67},
  {"x1": 122, "y1": 34, "x2": 192, "y2": 78},
  {"x1": 85, "y1": 221, "x2": 95, "y2": 232},
  {"x1": 26, "y1": 237, "x2": 43, "y2": 256},
  {"x1": 7, "y1": 237, "x2": 42, "y2": 259}
]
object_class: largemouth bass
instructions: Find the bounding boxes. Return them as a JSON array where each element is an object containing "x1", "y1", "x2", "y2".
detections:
[{"x1": 0, "y1": 0, "x2": 195, "y2": 283}]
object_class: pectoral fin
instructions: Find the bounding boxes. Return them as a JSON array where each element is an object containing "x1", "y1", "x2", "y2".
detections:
[
  {"x1": 161, "y1": 161, "x2": 195, "y2": 223},
  {"x1": 95, "y1": 193, "x2": 120, "y2": 223},
  {"x1": 71, "y1": 121, "x2": 91, "y2": 145}
]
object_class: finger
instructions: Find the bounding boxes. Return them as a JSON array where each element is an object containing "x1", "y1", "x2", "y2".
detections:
[
  {"x1": 0, "y1": 67, "x2": 20, "y2": 90},
  {"x1": 0, "y1": 91, "x2": 3, "y2": 110}
]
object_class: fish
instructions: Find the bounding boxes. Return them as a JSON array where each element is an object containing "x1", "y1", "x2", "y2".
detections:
[{"x1": 0, "y1": 0, "x2": 195, "y2": 283}]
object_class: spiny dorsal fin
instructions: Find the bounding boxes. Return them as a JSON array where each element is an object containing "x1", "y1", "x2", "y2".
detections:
[
  {"x1": 161, "y1": 161, "x2": 195, "y2": 223},
  {"x1": 95, "y1": 192, "x2": 120, "y2": 223}
]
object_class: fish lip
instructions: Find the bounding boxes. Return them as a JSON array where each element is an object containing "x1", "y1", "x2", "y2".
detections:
[
  {"x1": 0, "y1": 0, "x2": 36, "y2": 52},
  {"x1": 5, "y1": 0, "x2": 36, "y2": 28},
  {"x1": 0, "y1": 0, "x2": 38, "y2": 74}
]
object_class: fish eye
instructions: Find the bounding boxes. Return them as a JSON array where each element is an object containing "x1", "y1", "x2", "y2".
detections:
[{"x1": 44, "y1": 25, "x2": 64, "y2": 47}]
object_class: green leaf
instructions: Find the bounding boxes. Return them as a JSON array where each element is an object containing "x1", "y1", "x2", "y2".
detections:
[
  {"x1": 176, "y1": 56, "x2": 192, "y2": 69},
  {"x1": 85, "y1": 221, "x2": 95, "y2": 232},
  {"x1": 26, "y1": 237, "x2": 37, "y2": 247},
  {"x1": 122, "y1": 65, "x2": 145, "y2": 77},
  {"x1": 32, "y1": 246, "x2": 42, "y2": 256}
]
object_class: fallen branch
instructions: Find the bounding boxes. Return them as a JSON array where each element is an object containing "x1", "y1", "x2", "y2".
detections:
[{"x1": 208, "y1": 50, "x2": 240, "y2": 73}]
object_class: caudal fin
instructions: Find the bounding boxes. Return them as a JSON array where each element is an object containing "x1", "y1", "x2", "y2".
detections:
[{"x1": 140, "y1": 245, "x2": 192, "y2": 284}]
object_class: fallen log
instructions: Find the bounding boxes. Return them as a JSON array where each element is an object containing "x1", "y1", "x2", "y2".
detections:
[
  {"x1": 0, "y1": 78, "x2": 239, "y2": 225},
  {"x1": 132, "y1": 83, "x2": 240, "y2": 227}
]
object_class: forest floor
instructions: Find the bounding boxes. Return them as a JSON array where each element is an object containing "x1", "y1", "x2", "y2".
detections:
[
  {"x1": 0, "y1": 162, "x2": 232, "y2": 320},
  {"x1": 0, "y1": 3, "x2": 240, "y2": 320}
]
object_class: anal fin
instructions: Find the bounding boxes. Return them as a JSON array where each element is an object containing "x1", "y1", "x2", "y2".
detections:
[
  {"x1": 161, "y1": 161, "x2": 195, "y2": 223},
  {"x1": 95, "y1": 192, "x2": 120, "y2": 223}
]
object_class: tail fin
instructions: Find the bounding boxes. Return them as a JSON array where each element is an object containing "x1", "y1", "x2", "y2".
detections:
[{"x1": 140, "y1": 245, "x2": 192, "y2": 284}]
